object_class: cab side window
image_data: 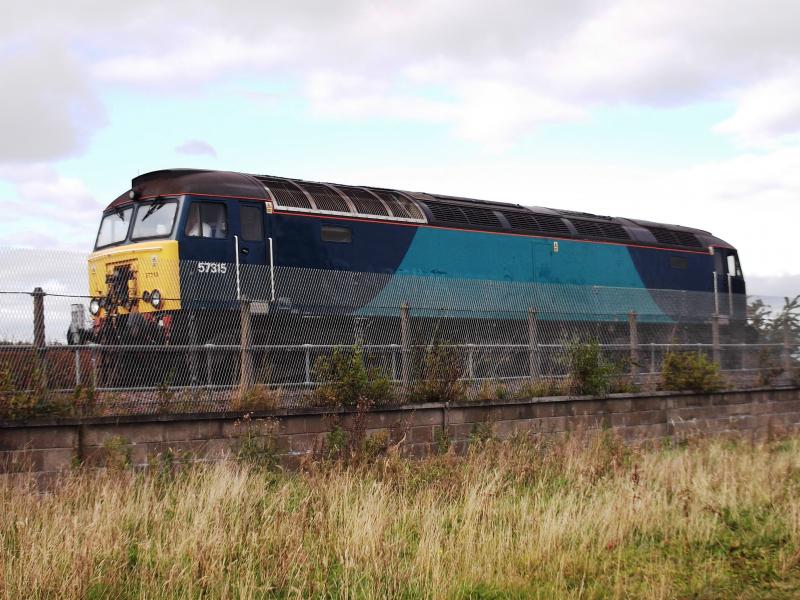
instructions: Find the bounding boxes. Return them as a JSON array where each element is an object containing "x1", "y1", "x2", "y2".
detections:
[
  {"x1": 727, "y1": 253, "x2": 743, "y2": 277},
  {"x1": 185, "y1": 203, "x2": 228, "y2": 239},
  {"x1": 240, "y1": 205, "x2": 264, "y2": 241}
]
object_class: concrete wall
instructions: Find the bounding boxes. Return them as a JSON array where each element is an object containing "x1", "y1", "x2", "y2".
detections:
[{"x1": 2, "y1": 387, "x2": 799, "y2": 480}]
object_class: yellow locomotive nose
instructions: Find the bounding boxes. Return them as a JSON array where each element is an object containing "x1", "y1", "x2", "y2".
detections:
[{"x1": 88, "y1": 240, "x2": 181, "y2": 317}]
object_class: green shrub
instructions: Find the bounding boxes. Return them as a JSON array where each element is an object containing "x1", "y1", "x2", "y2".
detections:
[
  {"x1": 325, "y1": 425, "x2": 348, "y2": 460},
  {"x1": 410, "y1": 342, "x2": 465, "y2": 403},
  {"x1": 363, "y1": 430, "x2": 390, "y2": 459},
  {"x1": 103, "y1": 436, "x2": 132, "y2": 471},
  {"x1": 565, "y1": 339, "x2": 619, "y2": 397},
  {"x1": 313, "y1": 346, "x2": 393, "y2": 407},
  {"x1": 661, "y1": 351, "x2": 724, "y2": 393},
  {"x1": 434, "y1": 427, "x2": 452, "y2": 454},
  {"x1": 235, "y1": 414, "x2": 279, "y2": 470},
  {"x1": 0, "y1": 364, "x2": 72, "y2": 420}
]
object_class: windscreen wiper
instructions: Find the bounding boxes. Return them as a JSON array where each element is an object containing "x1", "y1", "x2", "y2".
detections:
[{"x1": 141, "y1": 197, "x2": 165, "y2": 222}]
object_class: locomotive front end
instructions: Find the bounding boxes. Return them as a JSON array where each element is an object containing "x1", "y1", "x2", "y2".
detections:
[
  {"x1": 88, "y1": 240, "x2": 181, "y2": 319},
  {"x1": 86, "y1": 196, "x2": 183, "y2": 341}
]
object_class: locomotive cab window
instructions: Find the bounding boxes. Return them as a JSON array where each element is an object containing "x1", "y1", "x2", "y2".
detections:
[
  {"x1": 95, "y1": 207, "x2": 133, "y2": 249},
  {"x1": 321, "y1": 225, "x2": 352, "y2": 243},
  {"x1": 727, "y1": 252, "x2": 743, "y2": 277},
  {"x1": 240, "y1": 205, "x2": 264, "y2": 241},
  {"x1": 131, "y1": 198, "x2": 178, "y2": 240},
  {"x1": 184, "y1": 202, "x2": 228, "y2": 239}
]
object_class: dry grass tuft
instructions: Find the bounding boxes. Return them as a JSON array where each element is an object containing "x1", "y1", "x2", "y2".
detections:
[{"x1": 3, "y1": 433, "x2": 800, "y2": 598}]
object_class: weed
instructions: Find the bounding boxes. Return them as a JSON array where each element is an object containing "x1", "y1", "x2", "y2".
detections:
[
  {"x1": 661, "y1": 351, "x2": 724, "y2": 393},
  {"x1": 235, "y1": 414, "x2": 279, "y2": 470},
  {"x1": 410, "y1": 341, "x2": 465, "y2": 403},
  {"x1": 564, "y1": 338, "x2": 620, "y2": 397},
  {"x1": 469, "y1": 421, "x2": 494, "y2": 445},
  {"x1": 363, "y1": 430, "x2": 390, "y2": 459},
  {"x1": 102, "y1": 436, "x2": 131, "y2": 471},
  {"x1": 435, "y1": 427, "x2": 452, "y2": 454},
  {"x1": 313, "y1": 346, "x2": 393, "y2": 407},
  {"x1": 755, "y1": 348, "x2": 784, "y2": 387},
  {"x1": 156, "y1": 369, "x2": 176, "y2": 414},
  {"x1": 325, "y1": 425, "x2": 348, "y2": 460},
  {"x1": 232, "y1": 384, "x2": 282, "y2": 412},
  {"x1": 516, "y1": 378, "x2": 567, "y2": 399}
]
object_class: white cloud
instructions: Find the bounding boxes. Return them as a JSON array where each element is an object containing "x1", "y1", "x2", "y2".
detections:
[
  {"x1": 176, "y1": 139, "x2": 218, "y2": 158},
  {"x1": 3, "y1": 1, "x2": 800, "y2": 151},
  {"x1": 0, "y1": 168, "x2": 102, "y2": 251},
  {"x1": 713, "y1": 75, "x2": 800, "y2": 147},
  {"x1": 0, "y1": 43, "x2": 106, "y2": 163}
]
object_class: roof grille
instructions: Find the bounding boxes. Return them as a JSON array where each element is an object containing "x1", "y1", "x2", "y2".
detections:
[
  {"x1": 558, "y1": 209, "x2": 615, "y2": 221},
  {"x1": 570, "y1": 219, "x2": 631, "y2": 241},
  {"x1": 298, "y1": 182, "x2": 351, "y2": 213},
  {"x1": 504, "y1": 211, "x2": 571, "y2": 236},
  {"x1": 255, "y1": 176, "x2": 312, "y2": 209},
  {"x1": 424, "y1": 201, "x2": 469, "y2": 224},
  {"x1": 372, "y1": 191, "x2": 425, "y2": 220},
  {"x1": 424, "y1": 200, "x2": 502, "y2": 228},
  {"x1": 645, "y1": 227, "x2": 702, "y2": 248},
  {"x1": 335, "y1": 185, "x2": 389, "y2": 216}
]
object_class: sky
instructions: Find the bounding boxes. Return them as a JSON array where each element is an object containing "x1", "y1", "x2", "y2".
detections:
[{"x1": 1, "y1": 0, "x2": 799, "y2": 296}]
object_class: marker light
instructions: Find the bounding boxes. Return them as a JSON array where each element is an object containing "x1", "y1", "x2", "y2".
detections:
[
  {"x1": 150, "y1": 289, "x2": 162, "y2": 309},
  {"x1": 89, "y1": 298, "x2": 101, "y2": 316}
]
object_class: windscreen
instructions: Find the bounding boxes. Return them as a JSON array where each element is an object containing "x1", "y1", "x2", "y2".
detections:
[
  {"x1": 132, "y1": 200, "x2": 178, "y2": 240},
  {"x1": 95, "y1": 207, "x2": 133, "y2": 248}
]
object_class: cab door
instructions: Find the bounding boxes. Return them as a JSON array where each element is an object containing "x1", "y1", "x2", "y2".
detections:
[
  {"x1": 724, "y1": 250, "x2": 746, "y2": 319},
  {"x1": 235, "y1": 202, "x2": 271, "y2": 301}
]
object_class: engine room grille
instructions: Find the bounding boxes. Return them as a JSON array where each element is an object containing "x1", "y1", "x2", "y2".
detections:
[
  {"x1": 569, "y1": 219, "x2": 631, "y2": 241},
  {"x1": 645, "y1": 226, "x2": 702, "y2": 248},
  {"x1": 298, "y1": 182, "x2": 352, "y2": 213},
  {"x1": 423, "y1": 200, "x2": 502, "y2": 229},
  {"x1": 335, "y1": 185, "x2": 389, "y2": 217},
  {"x1": 256, "y1": 176, "x2": 313, "y2": 209},
  {"x1": 372, "y1": 190, "x2": 425, "y2": 220},
  {"x1": 503, "y1": 211, "x2": 571, "y2": 236}
]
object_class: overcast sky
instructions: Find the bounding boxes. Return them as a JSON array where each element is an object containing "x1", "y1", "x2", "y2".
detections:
[{"x1": 0, "y1": 0, "x2": 799, "y2": 296}]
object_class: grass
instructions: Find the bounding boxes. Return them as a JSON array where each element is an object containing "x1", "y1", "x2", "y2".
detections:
[{"x1": 3, "y1": 434, "x2": 800, "y2": 598}]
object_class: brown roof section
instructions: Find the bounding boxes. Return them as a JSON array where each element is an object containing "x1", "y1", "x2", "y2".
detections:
[{"x1": 106, "y1": 169, "x2": 267, "y2": 209}]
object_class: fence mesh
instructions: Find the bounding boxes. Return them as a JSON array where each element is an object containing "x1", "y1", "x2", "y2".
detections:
[{"x1": 0, "y1": 247, "x2": 797, "y2": 418}]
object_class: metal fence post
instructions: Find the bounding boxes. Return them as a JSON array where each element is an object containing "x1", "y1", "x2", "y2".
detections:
[
  {"x1": 628, "y1": 311, "x2": 639, "y2": 379},
  {"x1": 784, "y1": 321, "x2": 793, "y2": 375},
  {"x1": 239, "y1": 299, "x2": 253, "y2": 393},
  {"x1": 304, "y1": 344, "x2": 312, "y2": 385},
  {"x1": 650, "y1": 342, "x2": 656, "y2": 374},
  {"x1": 188, "y1": 310, "x2": 199, "y2": 387},
  {"x1": 400, "y1": 303, "x2": 410, "y2": 392},
  {"x1": 32, "y1": 287, "x2": 48, "y2": 388},
  {"x1": 711, "y1": 313, "x2": 721, "y2": 366},
  {"x1": 528, "y1": 308, "x2": 540, "y2": 383},
  {"x1": 74, "y1": 349, "x2": 82, "y2": 387}
]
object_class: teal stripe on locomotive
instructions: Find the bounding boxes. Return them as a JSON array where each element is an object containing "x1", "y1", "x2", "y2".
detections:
[{"x1": 356, "y1": 227, "x2": 674, "y2": 322}]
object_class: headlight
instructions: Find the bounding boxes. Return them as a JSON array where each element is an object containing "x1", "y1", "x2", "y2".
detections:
[
  {"x1": 142, "y1": 290, "x2": 151, "y2": 302},
  {"x1": 89, "y1": 298, "x2": 101, "y2": 316},
  {"x1": 150, "y1": 289, "x2": 162, "y2": 308}
]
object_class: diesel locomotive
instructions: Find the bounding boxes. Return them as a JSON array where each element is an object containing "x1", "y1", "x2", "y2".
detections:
[{"x1": 85, "y1": 169, "x2": 746, "y2": 352}]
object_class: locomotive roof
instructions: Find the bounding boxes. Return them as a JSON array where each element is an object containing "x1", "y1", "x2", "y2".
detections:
[{"x1": 106, "y1": 169, "x2": 733, "y2": 252}]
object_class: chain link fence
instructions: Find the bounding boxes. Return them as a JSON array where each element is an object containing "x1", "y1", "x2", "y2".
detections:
[{"x1": 0, "y1": 247, "x2": 797, "y2": 418}]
